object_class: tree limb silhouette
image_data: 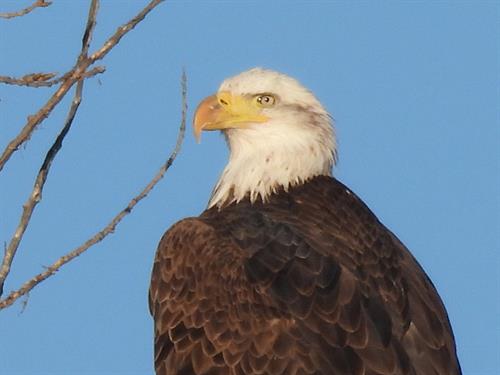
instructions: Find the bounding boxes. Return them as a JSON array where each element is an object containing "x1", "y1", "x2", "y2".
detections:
[
  {"x1": 0, "y1": 0, "x2": 51, "y2": 19},
  {"x1": 0, "y1": 0, "x2": 167, "y2": 306},
  {"x1": 0, "y1": 0, "x2": 101, "y2": 296},
  {"x1": 0, "y1": 72, "x2": 187, "y2": 310},
  {"x1": 0, "y1": 0, "x2": 164, "y2": 172}
]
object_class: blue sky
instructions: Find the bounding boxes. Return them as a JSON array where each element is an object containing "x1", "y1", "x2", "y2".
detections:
[{"x1": 1, "y1": 1, "x2": 498, "y2": 374}]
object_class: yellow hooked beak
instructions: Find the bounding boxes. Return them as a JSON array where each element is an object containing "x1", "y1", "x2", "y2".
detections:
[{"x1": 193, "y1": 91, "x2": 269, "y2": 142}]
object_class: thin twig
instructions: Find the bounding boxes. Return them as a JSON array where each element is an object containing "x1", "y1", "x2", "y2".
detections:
[
  {"x1": 0, "y1": 66, "x2": 105, "y2": 88},
  {"x1": 0, "y1": 71, "x2": 187, "y2": 310},
  {"x1": 88, "y1": 0, "x2": 164, "y2": 63},
  {"x1": 0, "y1": 79, "x2": 85, "y2": 298},
  {"x1": 0, "y1": 0, "x2": 164, "y2": 173},
  {"x1": 0, "y1": 0, "x2": 101, "y2": 296},
  {"x1": 0, "y1": 0, "x2": 51, "y2": 19},
  {"x1": 79, "y1": 0, "x2": 99, "y2": 60},
  {"x1": 0, "y1": 72, "x2": 58, "y2": 86},
  {"x1": 0, "y1": 67, "x2": 91, "y2": 172}
]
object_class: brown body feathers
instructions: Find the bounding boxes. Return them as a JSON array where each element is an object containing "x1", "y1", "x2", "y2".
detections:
[{"x1": 149, "y1": 176, "x2": 461, "y2": 375}]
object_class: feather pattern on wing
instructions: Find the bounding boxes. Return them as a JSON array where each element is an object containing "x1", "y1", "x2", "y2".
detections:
[{"x1": 149, "y1": 176, "x2": 461, "y2": 375}]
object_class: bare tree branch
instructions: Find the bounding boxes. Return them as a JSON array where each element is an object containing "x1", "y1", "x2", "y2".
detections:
[
  {"x1": 0, "y1": 0, "x2": 100, "y2": 90},
  {"x1": 0, "y1": 0, "x2": 51, "y2": 19},
  {"x1": 0, "y1": 72, "x2": 58, "y2": 86},
  {"x1": 0, "y1": 0, "x2": 165, "y2": 172},
  {"x1": 79, "y1": 0, "x2": 99, "y2": 60},
  {"x1": 0, "y1": 0, "x2": 101, "y2": 296},
  {"x1": 0, "y1": 67, "x2": 105, "y2": 88},
  {"x1": 0, "y1": 80, "x2": 85, "y2": 298},
  {"x1": 0, "y1": 66, "x2": 91, "y2": 172},
  {"x1": 0, "y1": 71, "x2": 187, "y2": 310},
  {"x1": 88, "y1": 0, "x2": 164, "y2": 63}
]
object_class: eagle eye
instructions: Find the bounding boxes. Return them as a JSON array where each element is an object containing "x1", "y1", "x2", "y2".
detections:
[{"x1": 255, "y1": 94, "x2": 276, "y2": 108}]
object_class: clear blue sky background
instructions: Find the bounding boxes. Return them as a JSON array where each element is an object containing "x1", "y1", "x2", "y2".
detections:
[{"x1": 1, "y1": 1, "x2": 498, "y2": 374}]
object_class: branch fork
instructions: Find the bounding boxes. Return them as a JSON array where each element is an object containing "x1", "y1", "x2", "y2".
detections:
[{"x1": 0, "y1": 0, "x2": 170, "y2": 310}]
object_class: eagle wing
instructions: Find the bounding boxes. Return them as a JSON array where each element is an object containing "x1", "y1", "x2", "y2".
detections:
[{"x1": 149, "y1": 177, "x2": 461, "y2": 375}]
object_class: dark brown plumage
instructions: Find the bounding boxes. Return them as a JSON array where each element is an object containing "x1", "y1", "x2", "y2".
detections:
[{"x1": 149, "y1": 176, "x2": 461, "y2": 375}]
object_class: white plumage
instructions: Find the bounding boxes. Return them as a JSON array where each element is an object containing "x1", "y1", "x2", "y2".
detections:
[{"x1": 209, "y1": 68, "x2": 337, "y2": 208}]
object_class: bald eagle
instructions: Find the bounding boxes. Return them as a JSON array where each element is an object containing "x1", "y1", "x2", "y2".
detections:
[{"x1": 149, "y1": 68, "x2": 461, "y2": 375}]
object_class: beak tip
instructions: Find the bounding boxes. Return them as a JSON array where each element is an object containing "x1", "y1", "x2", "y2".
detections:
[
  {"x1": 193, "y1": 94, "x2": 218, "y2": 144},
  {"x1": 193, "y1": 128, "x2": 201, "y2": 143}
]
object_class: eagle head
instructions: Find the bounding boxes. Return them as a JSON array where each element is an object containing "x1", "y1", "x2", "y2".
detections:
[{"x1": 193, "y1": 68, "x2": 337, "y2": 208}]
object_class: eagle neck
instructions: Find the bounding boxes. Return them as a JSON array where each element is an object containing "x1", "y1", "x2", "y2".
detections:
[{"x1": 208, "y1": 125, "x2": 334, "y2": 209}]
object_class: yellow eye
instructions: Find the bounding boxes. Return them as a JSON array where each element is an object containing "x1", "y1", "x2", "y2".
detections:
[{"x1": 255, "y1": 94, "x2": 276, "y2": 107}]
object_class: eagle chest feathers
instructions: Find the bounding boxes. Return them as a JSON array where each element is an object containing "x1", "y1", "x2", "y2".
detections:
[{"x1": 149, "y1": 177, "x2": 460, "y2": 375}]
